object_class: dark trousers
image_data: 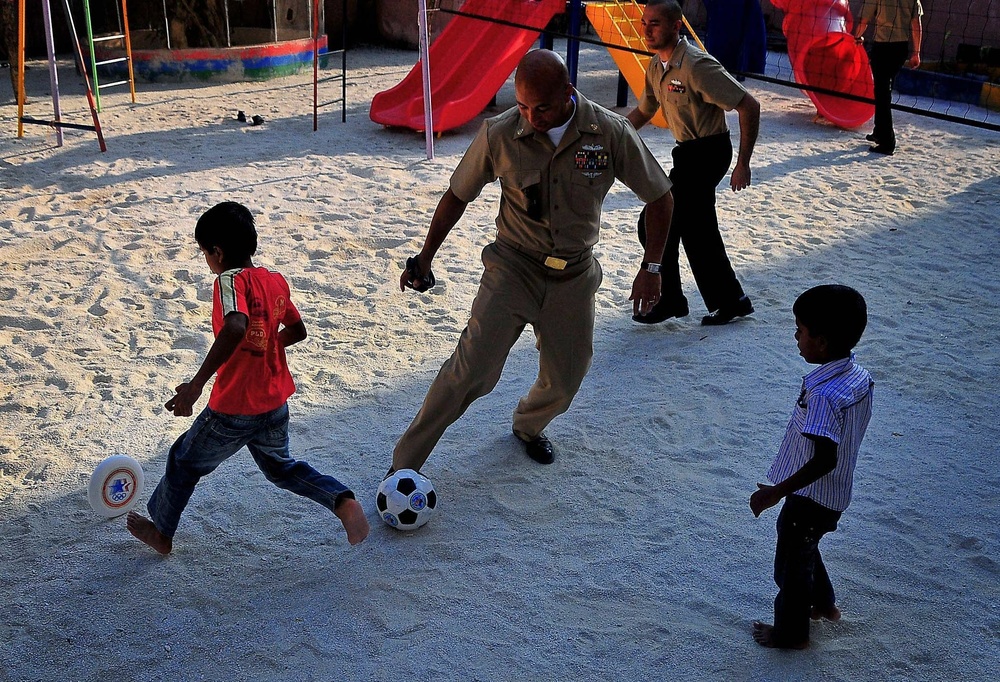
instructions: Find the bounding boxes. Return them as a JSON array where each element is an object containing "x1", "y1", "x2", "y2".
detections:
[
  {"x1": 771, "y1": 494, "x2": 842, "y2": 646},
  {"x1": 638, "y1": 132, "x2": 745, "y2": 313},
  {"x1": 870, "y1": 41, "x2": 909, "y2": 151}
]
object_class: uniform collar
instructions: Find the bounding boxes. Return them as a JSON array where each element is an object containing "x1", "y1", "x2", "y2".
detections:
[
  {"x1": 658, "y1": 37, "x2": 691, "y2": 76},
  {"x1": 513, "y1": 90, "x2": 603, "y2": 144}
]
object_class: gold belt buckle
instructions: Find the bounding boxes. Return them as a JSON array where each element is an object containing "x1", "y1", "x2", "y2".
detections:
[{"x1": 543, "y1": 256, "x2": 567, "y2": 270}]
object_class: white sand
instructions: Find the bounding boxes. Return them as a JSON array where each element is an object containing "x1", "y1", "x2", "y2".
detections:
[{"x1": 2, "y1": 43, "x2": 999, "y2": 681}]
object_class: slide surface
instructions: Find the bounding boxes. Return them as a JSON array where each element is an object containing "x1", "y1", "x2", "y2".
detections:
[
  {"x1": 584, "y1": 2, "x2": 668, "y2": 128},
  {"x1": 369, "y1": 0, "x2": 565, "y2": 133},
  {"x1": 775, "y1": 0, "x2": 874, "y2": 128}
]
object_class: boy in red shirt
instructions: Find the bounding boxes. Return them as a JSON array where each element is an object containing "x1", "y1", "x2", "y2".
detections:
[{"x1": 127, "y1": 202, "x2": 368, "y2": 554}]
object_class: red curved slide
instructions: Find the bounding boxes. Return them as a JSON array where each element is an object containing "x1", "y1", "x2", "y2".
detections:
[
  {"x1": 370, "y1": 0, "x2": 565, "y2": 133},
  {"x1": 774, "y1": 0, "x2": 874, "y2": 129}
]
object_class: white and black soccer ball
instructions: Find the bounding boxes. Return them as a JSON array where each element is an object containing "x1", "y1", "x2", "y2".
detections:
[{"x1": 376, "y1": 469, "x2": 437, "y2": 530}]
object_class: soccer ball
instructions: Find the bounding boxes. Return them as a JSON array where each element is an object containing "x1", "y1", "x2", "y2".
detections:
[{"x1": 376, "y1": 469, "x2": 438, "y2": 530}]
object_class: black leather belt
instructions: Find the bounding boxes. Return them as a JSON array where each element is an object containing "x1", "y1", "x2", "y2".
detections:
[{"x1": 495, "y1": 234, "x2": 592, "y2": 271}]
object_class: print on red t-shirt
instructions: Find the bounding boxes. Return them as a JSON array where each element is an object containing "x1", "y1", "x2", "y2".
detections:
[{"x1": 208, "y1": 267, "x2": 301, "y2": 415}]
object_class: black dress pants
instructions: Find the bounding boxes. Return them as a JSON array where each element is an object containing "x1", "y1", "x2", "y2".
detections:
[
  {"x1": 870, "y1": 41, "x2": 909, "y2": 151},
  {"x1": 638, "y1": 132, "x2": 745, "y2": 312}
]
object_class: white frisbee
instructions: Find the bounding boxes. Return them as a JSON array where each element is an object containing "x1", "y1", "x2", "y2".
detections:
[{"x1": 88, "y1": 454, "x2": 144, "y2": 517}]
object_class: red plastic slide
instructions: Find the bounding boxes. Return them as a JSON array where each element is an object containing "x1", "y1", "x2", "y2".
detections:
[
  {"x1": 773, "y1": 0, "x2": 874, "y2": 129},
  {"x1": 370, "y1": 0, "x2": 565, "y2": 133}
]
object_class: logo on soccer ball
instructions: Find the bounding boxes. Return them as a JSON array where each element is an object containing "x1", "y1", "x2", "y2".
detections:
[{"x1": 375, "y1": 469, "x2": 438, "y2": 530}]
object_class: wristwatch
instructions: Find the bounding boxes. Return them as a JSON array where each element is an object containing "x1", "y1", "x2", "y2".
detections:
[{"x1": 641, "y1": 261, "x2": 662, "y2": 274}]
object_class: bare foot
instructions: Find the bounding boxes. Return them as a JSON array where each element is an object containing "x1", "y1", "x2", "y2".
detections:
[
  {"x1": 334, "y1": 498, "x2": 369, "y2": 546},
  {"x1": 126, "y1": 511, "x2": 172, "y2": 555},
  {"x1": 811, "y1": 605, "x2": 842, "y2": 621},
  {"x1": 752, "y1": 621, "x2": 809, "y2": 649}
]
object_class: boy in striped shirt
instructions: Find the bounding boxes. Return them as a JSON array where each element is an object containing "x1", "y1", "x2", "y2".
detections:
[
  {"x1": 749, "y1": 285, "x2": 873, "y2": 648},
  {"x1": 127, "y1": 202, "x2": 368, "y2": 554}
]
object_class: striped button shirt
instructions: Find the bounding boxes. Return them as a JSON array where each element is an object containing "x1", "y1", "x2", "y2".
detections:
[{"x1": 768, "y1": 355, "x2": 874, "y2": 512}]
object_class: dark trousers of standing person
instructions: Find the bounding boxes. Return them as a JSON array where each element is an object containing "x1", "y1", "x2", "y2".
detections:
[
  {"x1": 870, "y1": 41, "x2": 909, "y2": 152},
  {"x1": 638, "y1": 132, "x2": 745, "y2": 314},
  {"x1": 771, "y1": 494, "x2": 842, "y2": 647}
]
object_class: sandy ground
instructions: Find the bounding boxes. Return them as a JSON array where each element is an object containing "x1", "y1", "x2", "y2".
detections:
[{"x1": 1, "y1": 42, "x2": 999, "y2": 681}]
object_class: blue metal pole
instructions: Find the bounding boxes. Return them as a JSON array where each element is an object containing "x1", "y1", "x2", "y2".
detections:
[{"x1": 566, "y1": 0, "x2": 582, "y2": 85}]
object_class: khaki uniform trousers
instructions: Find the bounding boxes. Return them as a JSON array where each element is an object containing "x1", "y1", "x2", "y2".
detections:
[{"x1": 393, "y1": 239, "x2": 603, "y2": 471}]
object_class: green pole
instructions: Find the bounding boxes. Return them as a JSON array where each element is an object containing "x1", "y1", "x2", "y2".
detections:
[{"x1": 82, "y1": 0, "x2": 101, "y2": 111}]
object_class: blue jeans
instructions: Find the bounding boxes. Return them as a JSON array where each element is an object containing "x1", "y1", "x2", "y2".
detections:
[
  {"x1": 147, "y1": 404, "x2": 352, "y2": 538},
  {"x1": 771, "y1": 494, "x2": 842, "y2": 646}
]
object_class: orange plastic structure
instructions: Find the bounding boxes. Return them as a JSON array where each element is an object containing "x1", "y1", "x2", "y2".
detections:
[{"x1": 370, "y1": 0, "x2": 565, "y2": 133}]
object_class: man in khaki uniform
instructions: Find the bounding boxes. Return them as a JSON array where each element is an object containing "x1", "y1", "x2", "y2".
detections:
[
  {"x1": 854, "y1": 0, "x2": 923, "y2": 155},
  {"x1": 627, "y1": 0, "x2": 760, "y2": 327},
  {"x1": 393, "y1": 49, "x2": 673, "y2": 471}
]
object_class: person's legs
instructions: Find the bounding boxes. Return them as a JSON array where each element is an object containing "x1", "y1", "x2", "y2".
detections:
[
  {"x1": 145, "y1": 408, "x2": 251, "y2": 538},
  {"x1": 810, "y1": 545, "x2": 838, "y2": 617},
  {"x1": 246, "y1": 404, "x2": 367, "y2": 544},
  {"x1": 513, "y1": 256, "x2": 602, "y2": 439},
  {"x1": 392, "y1": 243, "x2": 536, "y2": 471},
  {"x1": 245, "y1": 404, "x2": 351, "y2": 512},
  {"x1": 762, "y1": 495, "x2": 841, "y2": 647},
  {"x1": 671, "y1": 136, "x2": 746, "y2": 313},
  {"x1": 129, "y1": 408, "x2": 252, "y2": 552},
  {"x1": 870, "y1": 41, "x2": 908, "y2": 152}
]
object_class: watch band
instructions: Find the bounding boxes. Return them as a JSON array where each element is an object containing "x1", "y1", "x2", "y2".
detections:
[{"x1": 641, "y1": 261, "x2": 662, "y2": 274}]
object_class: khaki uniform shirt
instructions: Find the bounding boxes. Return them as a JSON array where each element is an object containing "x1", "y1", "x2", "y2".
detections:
[
  {"x1": 861, "y1": 0, "x2": 923, "y2": 44},
  {"x1": 450, "y1": 91, "x2": 672, "y2": 258},
  {"x1": 638, "y1": 38, "x2": 747, "y2": 143}
]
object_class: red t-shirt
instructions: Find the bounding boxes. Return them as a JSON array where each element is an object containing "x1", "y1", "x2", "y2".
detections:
[{"x1": 207, "y1": 267, "x2": 301, "y2": 415}]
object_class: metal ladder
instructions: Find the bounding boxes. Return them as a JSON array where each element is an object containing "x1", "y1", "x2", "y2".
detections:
[
  {"x1": 312, "y1": 0, "x2": 347, "y2": 129},
  {"x1": 80, "y1": 0, "x2": 136, "y2": 112},
  {"x1": 16, "y1": 0, "x2": 107, "y2": 151}
]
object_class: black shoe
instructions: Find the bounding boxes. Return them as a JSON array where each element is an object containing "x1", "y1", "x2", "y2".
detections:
[
  {"x1": 869, "y1": 144, "x2": 894, "y2": 155},
  {"x1": 251, "y1": 114, "x2": 265, "y2": 126},
  {"x1": 236, "y1": 110, "x2": 247, "y2": 122},
  {"x1": 519, "y1": 433, "x2": 555, "y2": 464},
  {"x1": 701, "y1": 295, "x2": 754, "y2": 326},
  {"x1": 865, "y1": 133, "x2": 879, "y2": 143},
  {"x1": 633, "y1": 298, "x2": 689, "y2": 324}
]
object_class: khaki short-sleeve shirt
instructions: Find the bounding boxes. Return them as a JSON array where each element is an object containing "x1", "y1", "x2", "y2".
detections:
[
  {"x1": 860, "y1": 0, "x2": 923, "y2": 44},
  {"x1": 450, "y1": 91, "x2": 672, "y2": 257},
  {"x1": 638, "y1": 38, "x2": 747, "y2": 143}
]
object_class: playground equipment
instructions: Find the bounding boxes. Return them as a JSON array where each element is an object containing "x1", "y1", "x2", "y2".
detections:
[
  {"x1": 81, "y1": 0, "x2": 136, "y2": 112},
  {"x1": 371, "y1": 0, "x2": 709, "y2": 135},
  {"x1": 773, "y1": 0, "x2": 874, "y2": 128},
  {"x1": 98, "y1": 0, "x2": 335, "y2": 83},
  {"x1": 16, "y1": 0, "x2": 107, "y2": 151},
  {"x1": 369, "y1": 0, "x2": 564, "y2": 132},
  {"x1": 312, "y1": 0, "x2": 348, "y2": 129}
]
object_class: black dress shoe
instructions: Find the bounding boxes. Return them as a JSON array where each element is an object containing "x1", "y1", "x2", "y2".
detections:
[
  {"x1": 633, "y1": 298, "x2": 689, "y2": 324},
  {"x1": 701, "y1": 295, "x2": 754, "y2": 326},
  {"x1": 520, "y1": 434, "x2": 555, "y2": 464},
  {"x1": 865, "y1": 133, "x2": 879, "y2": 143},
  {"x1": 869, "y1": 144, "x2": 894, "y2": 155}
]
